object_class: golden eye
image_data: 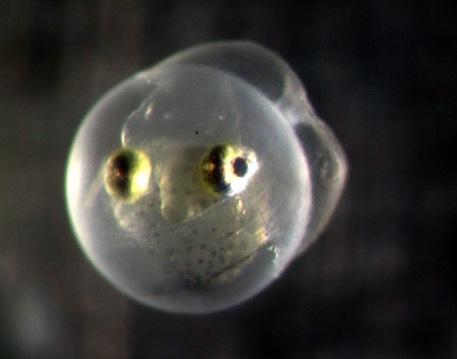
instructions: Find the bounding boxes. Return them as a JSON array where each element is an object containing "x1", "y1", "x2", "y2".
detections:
[
  {"x1": 200, "y1": 144, "x2": 256, "y2": 196},
  {"x1": 103, "y1": 148, "x2": 152, "y2": 202}
]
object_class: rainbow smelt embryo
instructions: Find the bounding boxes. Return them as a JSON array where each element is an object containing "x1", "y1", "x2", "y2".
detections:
[{"x1": 65, "y1": 41, "x2": 347, "y2": 313}]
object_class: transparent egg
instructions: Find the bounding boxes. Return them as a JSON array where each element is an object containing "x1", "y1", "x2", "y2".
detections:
[{"x1": 65, "y1": 41, "x2": 347, "y2": 314}]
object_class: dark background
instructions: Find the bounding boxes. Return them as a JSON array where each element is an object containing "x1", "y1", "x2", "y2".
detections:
[{"x1": 1, "y1": 0, "x2": 456, "y2": 358}]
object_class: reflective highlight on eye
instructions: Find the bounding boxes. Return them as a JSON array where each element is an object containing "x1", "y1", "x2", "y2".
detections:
[{"x1": 104, "y1": 148, "x2": 152, "y2": 202}]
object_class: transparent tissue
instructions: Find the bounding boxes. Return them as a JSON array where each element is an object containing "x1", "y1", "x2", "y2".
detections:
[{"x1": 66, "y1": 41, "x2": 347, "y2": 313}]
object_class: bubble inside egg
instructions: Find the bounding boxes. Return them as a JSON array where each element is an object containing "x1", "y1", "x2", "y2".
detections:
[{"x1": 66, "y1": 41, "x2": 347, "y2": 313}]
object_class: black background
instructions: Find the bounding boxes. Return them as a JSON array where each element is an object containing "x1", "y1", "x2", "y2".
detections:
[{"x1": 1, "y1": 1, "x2": 456, "y2": 358}]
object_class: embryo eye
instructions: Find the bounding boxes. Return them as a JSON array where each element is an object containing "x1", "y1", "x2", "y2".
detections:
[
  {"x1": 200, "y1": 144, "x2": 257, "y2": 196},
  {"x1": 65, "y1": 41, "x2": 347, "y2": 314},
  {"x1": 104, "y1": 148, "x2": 152, "y2": 202}
]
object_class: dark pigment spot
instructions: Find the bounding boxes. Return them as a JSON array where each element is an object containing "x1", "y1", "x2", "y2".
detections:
[
  {"x1": 233, "y1": 157, "x2": 248, "y2": 177},
  {"x1": 202, "y1": 145, "x2": 230, "y2": 193},
  {"x1": 107, "y1": 151, "x2": 134, "y2": 196}
]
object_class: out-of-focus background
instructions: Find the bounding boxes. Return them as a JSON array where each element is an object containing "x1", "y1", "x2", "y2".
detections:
[{"x1": 1, "y1": 1, "x2": 456, "y2": 358}]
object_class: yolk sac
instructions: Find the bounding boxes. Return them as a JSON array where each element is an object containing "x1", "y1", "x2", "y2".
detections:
[{"x1": 65, "y1": 41, "x2": 347, "y2": 314}]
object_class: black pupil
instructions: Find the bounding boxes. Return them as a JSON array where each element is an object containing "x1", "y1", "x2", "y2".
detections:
[
  {"x1": 233, "y1": 157, "x2": 248, "y2": 177},
  {"x1": 113, "y1": 153, "x2": 131, "y2": 178},
  {"x1": 207, "y1": 146, "x2": 229, "y2": 193}
]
